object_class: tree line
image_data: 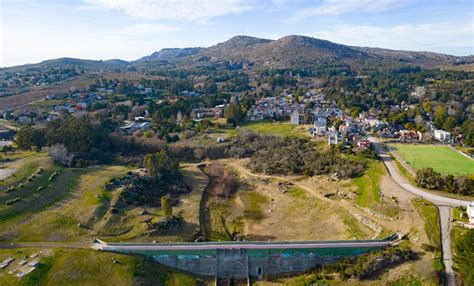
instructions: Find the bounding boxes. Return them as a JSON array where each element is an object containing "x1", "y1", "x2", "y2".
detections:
[{"x1": 415, "y1": 167, "x2": 473, "y2": 196}]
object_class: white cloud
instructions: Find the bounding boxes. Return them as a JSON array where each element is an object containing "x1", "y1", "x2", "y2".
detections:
[
  {"x1": 120, "y1": 23, "x2": 181, "y2": 34},
  {"x1": 83, "y1": 0, "x2": 255, "y2": 21},
  {"x1": 309, "y1": 21, "x2": 473, "y2": 55},
  {"x1": 291, "y1": 0, "x2": 409, "y2": 20}
]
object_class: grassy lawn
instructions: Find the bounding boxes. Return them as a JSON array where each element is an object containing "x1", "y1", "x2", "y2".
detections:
[
  {"x1": 0, "y1": 167, "x2": 82, "y2": 224},
  {"x1": 350, "y1": 160, "x2": 399, "y2": 217},
  {"x1": 393, "y1": 158, "x2": 416, "y2": 183},
  {"x1": 452, "y1": 206, "x2": 469, "y2": 223},
  {"x1": 241, "y1": 121, "x2": 310, "y2": 138},
  {"x1": 0, "y1": 152, "x2": 50, "y2": 187},
  {"x1": 353, "y1": 160, "x2": 385, "y2": 206},
  {"x1": 0, "y1": 248, "x2": 208, "y2": 286},
  {"x1": 413, "y1": 199, "x2": 443, "y2": 272},
  {"x1": 10, "y1": 166, "x2": 130, "y2": 242},
  {"x1": 211, "y1": 120, "x2": 314, "y2": 139},
  {"x1": 238, "y1": 189, "x2": 269, "y2": 221},
  {"x1": 389, "y1": 144, "x2": 474, "y2": 175},
  {"x1": 289, "y1": 187, "x2": 307, "y2": 200},
  {"x1": 451, "y1": 227, "x2": 474, "y2": 285}
]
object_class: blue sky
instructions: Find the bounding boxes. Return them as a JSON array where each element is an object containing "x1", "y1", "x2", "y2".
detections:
[{"x1": 1, "y1": 0, "x2": 473, "y2": 67}]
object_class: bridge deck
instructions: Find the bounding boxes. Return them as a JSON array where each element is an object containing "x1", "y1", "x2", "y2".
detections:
[{"x1": 94, "y1": 236, "x2": 396, "y2": 252}]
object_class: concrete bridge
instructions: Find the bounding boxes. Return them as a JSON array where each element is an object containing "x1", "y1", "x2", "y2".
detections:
[{"x1": 93, "y1": 235, "x2": 399, "y2": 281}]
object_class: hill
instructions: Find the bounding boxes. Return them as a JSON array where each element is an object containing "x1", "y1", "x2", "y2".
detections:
[
  {"x1": 3, "y1": 35, "x2": 473, "y2": 72},
  {"x1": 144, "y1": 35, "x2": 473, "y2": 69},
  {"x1": 136, "y1": 47, "x2": 204, "y2": 62}
]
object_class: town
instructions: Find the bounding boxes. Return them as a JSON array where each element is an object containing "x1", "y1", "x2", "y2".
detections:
[{"x1": 1, "y1": 0, "x2": 474, "y2": 284}]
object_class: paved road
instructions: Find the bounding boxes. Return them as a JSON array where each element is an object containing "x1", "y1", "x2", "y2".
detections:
[
  {"x1": 94, "y1": 240, "x2": 394, "y2": 252},
  {"x1": 368, "y1": 137, "x2": 469, "y2": 286},
  {"x1": 439, "y1": 206, "x2": 456, "y2": 286},
  {"x1": 368, "y1": 138, "x2": 470, "y2": 207}
]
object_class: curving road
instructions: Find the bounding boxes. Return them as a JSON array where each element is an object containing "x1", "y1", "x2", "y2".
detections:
[{"x1": 368, "y1": 137, "x2": 470, "y2": 286}]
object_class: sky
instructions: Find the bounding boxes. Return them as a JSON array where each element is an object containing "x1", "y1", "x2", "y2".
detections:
[{"x1": 1, "y1": 0, "x2": 473, "y2": 67}]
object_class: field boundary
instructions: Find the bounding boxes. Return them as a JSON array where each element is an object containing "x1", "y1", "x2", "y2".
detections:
[{"x1": 448, "y1": 145, "x2": 473, "y2": 161}]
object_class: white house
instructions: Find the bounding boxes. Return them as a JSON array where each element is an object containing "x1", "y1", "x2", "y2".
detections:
[
  {"x1": 119, "y1": 121, "x2": 151, "y2": 133},
  {"x1": 312, "y1": 117, "x2": 327, "y2": 136},
  {"x1": 328, "y1": 132, "x2": 344, "y2": 145},
  {"x1": 434, "y1": 129, "x2": 451, "y2": 143},
  {"x1": 290, "y1": 109, "x2": 301, "y2": 125},
  {"x1": 467, "y1": 202, "x2": 474, "y2": 224}
]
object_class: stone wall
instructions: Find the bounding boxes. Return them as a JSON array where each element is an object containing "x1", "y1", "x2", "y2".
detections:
[{"x1": 152, "y1": 248, "x2": 369, "y2": 278}]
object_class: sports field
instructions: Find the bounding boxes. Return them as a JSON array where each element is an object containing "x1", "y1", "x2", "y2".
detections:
[{"x1": 390, "y1": 144, "x2": 474, "y2": 175}]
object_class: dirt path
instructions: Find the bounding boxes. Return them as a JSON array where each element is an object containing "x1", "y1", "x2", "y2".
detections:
[
  {"x1": 219, "y1": 159, "x2": 408, "y2": 234},
  {"x1": 0, "y1": 168, "x2": 16, "y2": 181}
]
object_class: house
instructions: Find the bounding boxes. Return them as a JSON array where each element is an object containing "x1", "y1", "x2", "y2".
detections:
[
  {"x1": 119, "y1": 121, "x2": 151, "y2": 133},
  {"x1": 398, "y1": 130, "x2": 423, "y2": 142},
  {"x1": 434, "y1": 129, "x2": 451, "y2": 143},
  {"x1": 467, "y1": 202, "x2": 474, "y2": 224},
  {"x1": 290, "y1": 109, "x2": 303, "y2": 124},
  {"x1": 328, "y1": 132, "x2": 344, "y2": 145},
  {"x1": 357, "y1": 139, "x2": 371, "y2": 149},
  {"x1": 17, "y1": 116, "x2": 32, "y2": 125},
  {"x1": 312, "y1": 117, "x2": 327, "y2": 136}
]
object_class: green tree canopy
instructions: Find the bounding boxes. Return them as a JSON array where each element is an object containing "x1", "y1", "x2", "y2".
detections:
[
  {"x1": 143, "y1": 150, "x2": 180, "y2": 181},
  {"x1": 224, "y1": 103, "x2": 245, "y2": 126}
]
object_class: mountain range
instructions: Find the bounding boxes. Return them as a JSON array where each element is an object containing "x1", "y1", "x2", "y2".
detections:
[{"x1": 3, "y1": 35, "x2": 473, "y2": 72}]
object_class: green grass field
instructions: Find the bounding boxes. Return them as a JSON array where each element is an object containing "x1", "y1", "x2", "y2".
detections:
[
  {"x1": 214, "y1": 121, "x2": 311, "y2": 138},
  {"x1": 242, "y1": 121, "x2": 310, "y2": 138},
  {"x1": 390, "y1": 144, "x2": 474, "y2": 175},
  {"x1": 350, "y1": 160, "x2": 399, "y2": 217},
  {"x1": 0, "y1": 248, "x2": 207, "y2": 286}
]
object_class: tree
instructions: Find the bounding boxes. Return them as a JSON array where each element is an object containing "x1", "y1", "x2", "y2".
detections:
[
  {"x1": 14, "y1": 124, "x2": 45, "y2": 150},
  {"x1": 461, "y1": 120, "x2": 474, "y2": 147},
  {"x1": 15, "y1": 126, "x2": 34, "y2": 150},
  {"x1": 295, "y1": 87, "x2": 304, "y2": 102},
  {"x1": 415, "y1": 167, "x2": 443, "y2": 190},
  {"x1": 414, "y1": 115, "x2": 424, "y2": 128},
  {"x1": 48, "y1": 144, "x2": 75, "y2": 167},
  {"x1": 453, "y1": 229, "x2": 474, "y2": 284},
  {"x1": 45, "y1": 117, "x2": 94, "y2": 153},
  {"x1": 443, "y1": 116, "x2": 456, "y2": 131},
  {"x1": 434, "y1": 106, "x2": 447, "y2": 128},
  {"x1": 224, "y1": 103, "x2": 245, "y2": 126},
  {"x1": 161, "y1": 195, "x2": 172, "y2": 217},
  {"x1": 455, "y1": 176, "x2": 473, "y2": 195},
  {"x1": 31, "y1": 129, "x2": 46, "y2": 149},
  {"x1": 143, "y1": 150, "x2": 180, "y2": 181}
]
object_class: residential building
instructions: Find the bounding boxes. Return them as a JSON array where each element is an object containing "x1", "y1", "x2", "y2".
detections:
[
  {"x1": 17, "y1": 116, "x2": 32, "y2": 125},
  {"x1": 467, "y1": 202, "x2": 474, "y2": 224},
  {"x1": 357, "y1": 139, "x2": 371, "y2": 149},
  {"x1": 398, "y1": 130, "x2": 423, "y2": 142},
  {"x1": 119, "y1": 121, "x2": 151, "y2": 133},
  {"x1": 434, "y1": 129, "x2": 451, "y2": 143},
  {"x1": 312, "y1": 117, "x2": 327, "y2": 136},
  {"x1": 290, "y1": 109, "x2": 300, "y2": 124},
  {"x1": 328, "y1": 132, "x2": 344, "y2": 145}
]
